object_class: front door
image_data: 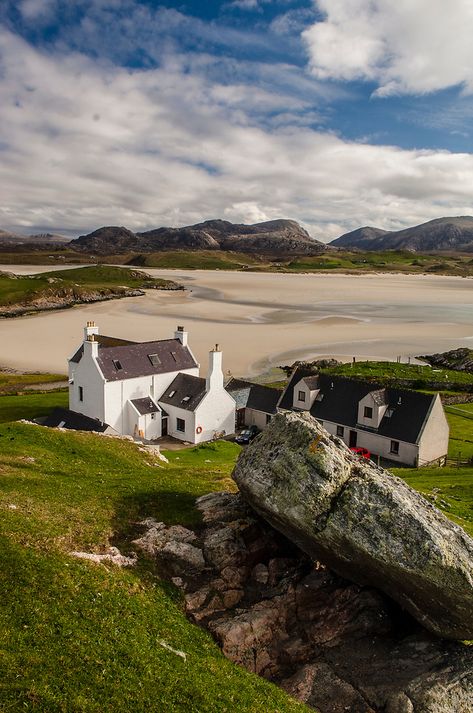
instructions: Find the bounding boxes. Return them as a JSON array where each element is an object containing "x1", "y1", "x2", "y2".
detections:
[
  {"x1": 349, "y1": 430, "x2": 357, "y2": 448},
  {"x1": 236, "y1": 408, "x2": 246, "y2": 429},
  {"x1": 162, "y1": 417, "x2": 168, "y2": 437}
]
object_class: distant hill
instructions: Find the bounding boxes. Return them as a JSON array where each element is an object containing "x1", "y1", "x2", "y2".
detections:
[
  {"x1": 0, "y1": 230, "x2": 70, "y2": 245},
  {"x1": 330, "y1": 217, "x2": 473, "y2": 252},
  {"x1": 71, "y1": 219, "x2": 325, "y2": 256}
]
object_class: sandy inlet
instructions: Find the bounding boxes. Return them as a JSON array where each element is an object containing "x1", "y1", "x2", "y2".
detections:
[{"x1": 0, "y1": 268, "x2": 472, "y2": 377}]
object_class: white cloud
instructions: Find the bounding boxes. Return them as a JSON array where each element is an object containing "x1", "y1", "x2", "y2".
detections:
[
  {"x1": 303, "y1": 0, "x2": 473, "y2": 96},
  {"x1": 1, "y1": 29, "x2": 473, "y2": 241}
]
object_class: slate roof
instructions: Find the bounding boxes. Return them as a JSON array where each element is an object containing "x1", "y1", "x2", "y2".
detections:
[
  {"x1": 277, "y1": 367, "x2": 318, "y2": 410},
  {"x1": 225, "y1": 378, "x2": 281, "y2": 414},
  {"x1": 158, "y1": 373, "x2": 207, "y2": 411},
  {"x1": 40, "y1": 407, "x2": 110, "y2": 432},
  {"x1": 89, "y1": 338, "x2": 198, "y2": 381},
  {"x1": 70, "y1": 334, "x2": 135, "y2": 364},
  {"x1": 279, "y1": 367, "x2": 437, "y2": 444},
  {"x1": 130, "y1": 397, "x2": 160, "y2": 415},
  {"x1": 302, "y1": 376, "x2": 319, "y2": 390}
]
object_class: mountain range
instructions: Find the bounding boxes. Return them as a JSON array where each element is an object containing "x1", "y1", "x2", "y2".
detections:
[
  {"x1": 330, "y1": 216, "x2": 473, "y2": 252},
  {"x1": 71, "y1": 219, "x2": 325, "y2": 255}
]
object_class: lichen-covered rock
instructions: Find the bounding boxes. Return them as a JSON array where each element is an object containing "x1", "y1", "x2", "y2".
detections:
[{"x1": 233, "y1": 412, "x2": 473, "y2": 640}]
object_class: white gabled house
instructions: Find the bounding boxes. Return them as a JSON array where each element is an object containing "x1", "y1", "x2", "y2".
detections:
[
  {"x1": 278, "y1": 367, "x2": 449, "y2": 467},
  {"x1": 67, "y1": 322, "x2": 235, "y2": 443}
]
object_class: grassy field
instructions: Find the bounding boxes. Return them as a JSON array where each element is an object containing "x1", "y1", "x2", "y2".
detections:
[
  {"x1": 321, "y1": 360, "x2": 473, "y2": 390},
  {"x1": 445, "y1": 404, "x2": 473, "y2": 461},
  {"x1": 395, "y1": 465, "x2": 473, "y2": 536},
  {"x1": 0, "y1": 265, "x2": 179, "y2": 313},
  {"x1": 0, "y1": 421, "x2": 308, "y2": 712},
  {"x1": 2, "y1": 248, "x2": 473, "y2": 277},
  {"x1": 0, "y1": 371, "x2": 66, "y2": 395}
]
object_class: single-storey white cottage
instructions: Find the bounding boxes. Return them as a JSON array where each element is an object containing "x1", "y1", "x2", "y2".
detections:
[
  {"x1": 278, "y1": 367, "x2": 449, "y2": 467},
  {"x1": 67, "y1": 322, "x2": 236, "y2": 443}
]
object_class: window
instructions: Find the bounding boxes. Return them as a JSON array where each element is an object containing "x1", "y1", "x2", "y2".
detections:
[
  {"x1": 315, "y1": 393, "x2": 324, "y2": 402},
  {"x1": 298, "y1": 390, "x2": 306, "y2": 402},
  {"x1": 79, "y1": 386, "x2": 83, "y2": 402},
  {"x1": 171, "y1": 351, "x2": 177, "y2": 362},
  {"x1": 385, "y1": 408, "x2": 394, "y2": 418},
  {"x1": 176, "y1": 418, "x2": 185, "y2": 432},
  {"x1": 151, "y1": 413, "x2": 156, "y2": 420},
  {"x1": 364, "y1": 406, "x2": 373, "y2": 419},
  {"x1": 390, "y1": 440, "x2": 400, "y2": 455},
  {"x1": 168, "y1": 390, "x2": 176, "y2": 398},
  {"x1": 148, "y1": 354, "x2": 161, "y2": 367},
  {"x1": 182, "y1": 395, "x2": 191, "y2": 403},
  {"x1": 336, "y1": 425, "x2": 344, "y2": 437},
  {"x1": 112, "y1": 359, "x2": 122, "y2": 371},
  {"x1": 266, "y1": 414, "x2": 272, "y2": 425}
]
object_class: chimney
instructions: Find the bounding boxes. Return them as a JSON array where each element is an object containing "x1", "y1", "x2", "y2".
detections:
[
  {"x1": 174, "y1": 325, "x2": 188, "y2": 347},
  {"x1": 206, "y1": 344, "x2": 223, "y2": 392},
  {"x1": 84, "y1": 320, "x2": 99, "y2": 341},
  {"x1": 83, "y1": 333, "x2": 99, "y2": 359}
]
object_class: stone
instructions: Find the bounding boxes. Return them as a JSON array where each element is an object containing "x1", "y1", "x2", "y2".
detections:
[{"x1": 233, "y1": 411, "x2": 473, "y2": 640}]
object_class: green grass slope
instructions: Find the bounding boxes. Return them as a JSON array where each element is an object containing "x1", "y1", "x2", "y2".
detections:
[
  {"x1": 0, "y1": 265, "x2": 179, "y2": 314},
  {"x1": 0, "y1": 422, "x2": 307, "y2": 712}
]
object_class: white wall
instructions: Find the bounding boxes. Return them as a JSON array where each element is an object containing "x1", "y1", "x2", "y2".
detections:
[
  {"x1": 68, "y1": 349, "x2": 105, "y2": 424},
  {"x1": 194, "y1": 389, "x2": 236, "y2": 444},
  {"x1": 292, "y1": 379, "x2": 319, "y2": 410},
  {"x1": 245, "y1": 408, "x2": 271, "y2": 430},
  {"x1": 319, "y1": 420, "x2": 419, "y2": 466},
  {"x1": 162, "y1": 404, "x2": 196, "y2": 443},
  {"x1": 104, "y1": 367, "x2": 199, "y2": 434},
  {"x1": 357, "y1": 393, "x2": 388, "y2": 428},
  {"x1": 417, "y1": 395, "x2": 449, "y2": 465}
]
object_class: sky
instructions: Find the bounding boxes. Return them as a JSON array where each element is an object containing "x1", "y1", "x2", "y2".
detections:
[{"x1": 1, "y1": 0, "x2": 473, "y2": 241}]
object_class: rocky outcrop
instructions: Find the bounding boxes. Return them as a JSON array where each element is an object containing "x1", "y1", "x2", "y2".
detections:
[
  {"x1": 133, "y1": 492, "x2": 473, "y2": 713},
  {"x1": 418, "y1": 348, "x2": 473, "y2": 374},
  {"x1": 233, "y1": 412, "x2": 473, "y2": 640}
]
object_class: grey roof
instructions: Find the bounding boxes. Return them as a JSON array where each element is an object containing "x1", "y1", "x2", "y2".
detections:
[
  {"x1": 279, "y1": 367, "x2": 437, "y2": 444},
  {"x1": 277, "y1": 367, "x2": 318, "y2": 410},
  {"x1": 302, "y1": 376, "x2": 319, "y2": 390},
  {"x1": 158, "y1": 373, "x2": 207, "y2": 411},
  {"x1": 40, "y1": 407, "x2": 110, "y2": 432},
  {"x1": 70, "y1": 334, "x2": 135, "y2": 364},
  {"x1": 94, "y1": 338, "x2": 198, "y2": 381},
  {"x1": 130, "y1": 397, "x2": 160, "y2": 415},
  {"x1": 226, "y1": 378, "x2": 281, "y2": 415}
]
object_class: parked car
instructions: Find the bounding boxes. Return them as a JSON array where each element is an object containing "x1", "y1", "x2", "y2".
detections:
[
  {"x1": 235, "y1": 426, "x2": 260, "y2": 445},
  {"x1": 350, "y1": 446, "x2": 371, "y2": 459}
]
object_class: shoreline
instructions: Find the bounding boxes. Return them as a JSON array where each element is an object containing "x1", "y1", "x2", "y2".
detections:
[{"x1": 0, "y1": 268, "x2": 472, "y2": 377}]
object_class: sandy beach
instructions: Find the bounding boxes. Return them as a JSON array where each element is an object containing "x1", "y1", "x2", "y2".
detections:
[{"x1": 0, "y1": 268, "x2": 472, "y2": 377}]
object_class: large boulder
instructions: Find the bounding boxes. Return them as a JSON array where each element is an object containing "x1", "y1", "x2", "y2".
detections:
[{"x1": 233, "y1": 412, "x2": 473, "y2": 640}]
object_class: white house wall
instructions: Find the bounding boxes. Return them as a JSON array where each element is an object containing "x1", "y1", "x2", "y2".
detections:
[
  {"x1": 319, "y1": 420, "x2": 419, "y2": 466},
  {"x1": 104, "y1": 367, "x2": 199, "y2": 435},
  {"x1": 245, "y1": 408, "x2": 271, "y2": 430},
  {"x1": 163, "y1": 404, "x2": 196, "y2": 443},
  {"x1": 68, "y1": 354, "x2": 105, "y2": 423},
  {"x1": 417, "y1": 395, "x2": 449, "y2": 465},
  {"x1": 194, "y1": 389, "x2": 236, "y2": 444},
  {"x1": 292, "y1": 379, "x2": 318, "y2": 410}
]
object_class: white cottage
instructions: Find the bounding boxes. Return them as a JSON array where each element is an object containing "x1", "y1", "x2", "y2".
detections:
[
  {"x1": 67, "y1": 322, "x2": 235, "y2": 443},
  {"x1": 278, "y1": 367, "x2": 449, "y2": 467}
]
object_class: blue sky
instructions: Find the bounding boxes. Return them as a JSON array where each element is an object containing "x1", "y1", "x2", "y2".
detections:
[{"x1": 1, "y1": 0, "x2": 473, "y2": 240}]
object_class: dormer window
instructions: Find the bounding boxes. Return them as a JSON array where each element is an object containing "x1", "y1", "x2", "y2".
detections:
[
  {"x1": 298, "y1": 390, "x2": 306, "y2": 402},
  {"x1": 182, "y1": 395, "x2": 191, "y2": 402},
  {"x1": 364, "y1": 406, "x2": 373, "y2": 419},
  {"x1": 168, "y1": 390, "x2": 176, "y2": 398},
  {"x1": 112, "y1": 359, "x2": 122, "y2": 371},
  {"x1": 148, "y1": 354, "x2": 161, "y2": 367}
]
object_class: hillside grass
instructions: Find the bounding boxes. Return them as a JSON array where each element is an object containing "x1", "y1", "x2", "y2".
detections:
[
  {"x1": 0, "y1": 422, "x2": 308, "y2": 712},
  {"x1": 394, "y1": 465, "x2": 473, "y2": 536},
  {"x1": 3, "y1": 248, "x2": 473, "y2": 276},
  {"x1": 321, "y1": 360, "x2": 473, "y2": 390},
  {"x1": 0, "y1": 390, "x2": 68, "y2": 423},
  {"x1": 445, "y1": 406, "x2": 473, "y2": 460},
  {"x1": 0, "y1": 371, "x2": 66, "y2": 395},
  {"x1": 0, "y1": 265, "x2": 178, "y2": 311}
]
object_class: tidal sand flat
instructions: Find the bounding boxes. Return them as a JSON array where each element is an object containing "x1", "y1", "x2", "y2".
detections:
[{"x1": 0, "y1": 269, "x2": 472, "y2": 377}]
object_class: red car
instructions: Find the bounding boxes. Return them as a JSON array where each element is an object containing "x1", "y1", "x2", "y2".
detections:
[{"x1": 350, "y1": 447, "x2": 371, "y2": 459}]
